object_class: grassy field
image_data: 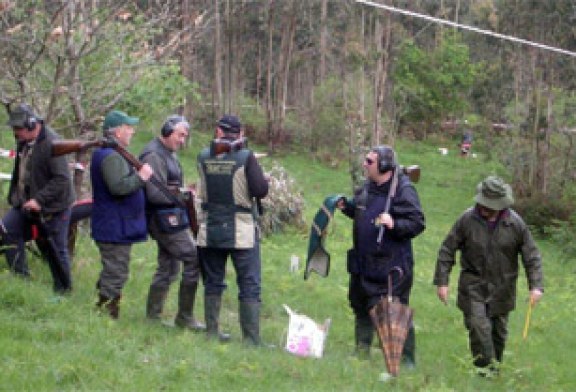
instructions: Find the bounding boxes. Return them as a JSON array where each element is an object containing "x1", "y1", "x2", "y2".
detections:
[{"x1": 0, "y1": 132, "x2": 574, "y2": 391}]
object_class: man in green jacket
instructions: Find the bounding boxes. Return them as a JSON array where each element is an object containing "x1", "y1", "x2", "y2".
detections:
[
  {"x1": 434, "y1": 175, "x2": 543, "y2": 375},
  {"x1": 3, "y1": 103, "x2": 74, "y2": 293}
]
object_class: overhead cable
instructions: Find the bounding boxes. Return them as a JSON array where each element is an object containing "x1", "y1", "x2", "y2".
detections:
[{"x1": 356, "y1": 0, "x2": 576, "y2": 58}]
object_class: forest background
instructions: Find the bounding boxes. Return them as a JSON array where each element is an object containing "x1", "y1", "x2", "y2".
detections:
[{"x1": 0, "y1": 0, "x2": 576, "y2": 390}]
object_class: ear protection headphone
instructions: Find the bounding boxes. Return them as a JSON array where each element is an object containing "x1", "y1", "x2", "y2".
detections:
[
  {"x1": 373, "y1": 145, "x2": 397, "y2": 174},
  {"x1": 161, "y1": 115, "x2": 189, "y2": 137},
  {"x1": 16, "y1": 103, "x2": 39, "y2": 131}
]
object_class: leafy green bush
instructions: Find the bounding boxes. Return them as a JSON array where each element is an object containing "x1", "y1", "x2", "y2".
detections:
[
  {"x1": 544, "y1": 215, "x2": 576, "y2": 262},
  {"x1": 260, "y1": 163, "x2": 305, "y2": 235},
  {"x1": 514, "y1": 195, "x2": 575, "y2": 236}
]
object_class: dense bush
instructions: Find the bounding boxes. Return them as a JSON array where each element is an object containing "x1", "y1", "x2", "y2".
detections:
[
  {"x1": 259, "y1": 163, "x2": 305, "y2": 235},
  {"x1": 513, "y1": 194, "x2": 575, "y2": 236},
  {"x1": 544, "y1": 215, "x2": 576, "y2": 263}
]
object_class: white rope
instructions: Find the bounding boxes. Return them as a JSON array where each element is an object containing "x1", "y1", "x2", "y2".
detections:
[{"x1": 355, "y1": 0, "x2": 576, "y2": 58}]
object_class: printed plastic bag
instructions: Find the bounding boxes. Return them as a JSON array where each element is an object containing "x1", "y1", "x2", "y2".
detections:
[{"x1": 283, "y1": 304, "x2": 331, "y2": 358}]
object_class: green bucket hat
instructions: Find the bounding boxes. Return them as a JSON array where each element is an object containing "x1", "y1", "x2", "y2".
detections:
[
  {"x1": 474, "y1": 176, "x2": 514, "y2": 210},
  {"x1": 102, "y1": 110, "x2": 139, "y2": 131}
]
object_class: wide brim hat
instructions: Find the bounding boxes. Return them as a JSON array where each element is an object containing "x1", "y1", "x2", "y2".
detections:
[{"x1": 474, "y1": 175, "x2": 514, "y2": 210}]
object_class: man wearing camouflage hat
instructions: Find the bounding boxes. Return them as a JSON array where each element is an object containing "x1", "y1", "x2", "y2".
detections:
[{"x1": 433, "y1": 175, "x2": 544, "y2": 376}]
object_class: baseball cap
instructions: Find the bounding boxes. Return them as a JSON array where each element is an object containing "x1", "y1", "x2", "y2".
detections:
[{"x1": 103, "y1": 110, "x2": 139, "y2": 131}]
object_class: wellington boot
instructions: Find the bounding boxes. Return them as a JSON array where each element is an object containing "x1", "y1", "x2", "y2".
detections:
[
  {"x1": 174, "y1": 282, "x2": 206, "y2": 332},
  {"x1": 239, "y1": 301, "x2": 262, "y2": 346},
  {"x1": 204, "y1": 295, "x2": 231, "y2": 342},
  {"x1": 401, "y1": 325, "x2": 416, "y2": 369},
  {"x1": 105, "y1": 296, "x2": 121, "y2": 320},
  {"x1": 146, "y1": 285, "x2": 169, "y2": 320},
  {"x1": 354, "y1": 316, "x2": 374, "y2": 359}
]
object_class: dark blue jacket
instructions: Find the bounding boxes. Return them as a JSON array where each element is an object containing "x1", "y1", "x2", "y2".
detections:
[
  {"x1": 90, "y1": 148, "x2": 147, "y2": 243},
  {"x1": 343, "y1": 173, "x2": 425, "y2": 287}
]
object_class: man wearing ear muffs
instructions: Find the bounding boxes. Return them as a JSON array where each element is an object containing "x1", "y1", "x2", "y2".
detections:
[
  {"x1": 2, "y1": 103, "x2": 74, "y2": 293},
  {"x1": 139, "y1": 115, "x2": 204, "y2": 331},
  {"x1": 337, "y1": 145, "x2": 425, "y2": 368},
  {"x1": 195, "y1": 114, "x2": 269, "y2": 345}
]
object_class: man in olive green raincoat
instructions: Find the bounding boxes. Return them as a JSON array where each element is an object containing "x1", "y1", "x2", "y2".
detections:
[{"x1": 433, "y1": 176, "x2": 543, "y2": 374}]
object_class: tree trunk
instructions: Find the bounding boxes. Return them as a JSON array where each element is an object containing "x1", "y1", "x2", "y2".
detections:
[
  {"x1": 372, "y1": 11, "x2": 392, "y2": 145},
  {"x1": 213, "y1": 0, "x2": 223, "y2": 118}
]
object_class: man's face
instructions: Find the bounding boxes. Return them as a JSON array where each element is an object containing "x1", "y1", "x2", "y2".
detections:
[
  {"x1": 12, "y1": 125, "x2": 38, "y2": 143},
  {"x1": 114, "y1": 124, "x2": 135, "y2": 147},
  {"x1": 363, "y1": 151, "x2": 380, "y2": 181},
  {"x1": 163, "y1": 125, "x2": 189, "y2": 152},
  {"x1": 478, "y1": 204, "x2": 500, "y2": 221}
]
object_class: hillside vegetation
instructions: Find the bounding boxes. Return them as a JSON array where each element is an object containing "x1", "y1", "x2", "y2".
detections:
[{"x1": 0, "y1": 134, "x2": 573, "y2": 391}]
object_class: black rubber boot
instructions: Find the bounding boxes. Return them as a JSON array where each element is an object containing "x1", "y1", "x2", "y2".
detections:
[
  {"x1": 204, "y1": 295, "x2": 231, "y2": 342},
  {"x1": 239, "y1": 301, "x2": 262, "y2": 346},
  {"x1": 146, "y1": 285, "x2": 168, "y2": 320},
  {"x1": 175, "y1": 282, "x2": 206, "y2": 332},
  {"x1": 354, "y1": 316, "x2": 374, "y2": 359},
  {"x1": 401, "y1": 325, "x2": 416, "y2": 369},
  {"x1": 105, "y1": 296, "x2": 121, "y2": 319}
]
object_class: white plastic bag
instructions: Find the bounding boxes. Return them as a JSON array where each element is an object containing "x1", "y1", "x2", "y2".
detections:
[{"x1": 283, "y1": 304, "x2": 331, "y2": 358}]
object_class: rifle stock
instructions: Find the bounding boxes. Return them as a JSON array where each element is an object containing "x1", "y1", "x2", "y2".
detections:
[
  {"x1": 401, "y1": 165, "x2": 420, "y2": 183},
  {"x1": 210, "y1": 137, "x2": 247, "y2": 156},
  {"x1": 52, "y1": 139, "x2": 108, "y2": 157}
]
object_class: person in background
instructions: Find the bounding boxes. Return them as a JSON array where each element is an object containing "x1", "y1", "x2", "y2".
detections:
[
  {"x1": 90, "y1": 109, "x2": 153, "y2": 319},
  {"x1": 434, "y1": 175, "x2": 544, "y2": 376},
  {"x1": 196, "y1": 114, "x2": 268, "y2": 345},
  {"x1": 337, "y1": 145, "x2": 425, "y2": 368},
  {"x1": 140, "y1": 114, "x2": 204, "y2": 331},
  {"x1": 2, "y1": 103, "x2": 74, "y2": 294}
]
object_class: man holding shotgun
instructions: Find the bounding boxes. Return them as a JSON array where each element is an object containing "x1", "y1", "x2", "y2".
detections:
[
  {"x1": 90, "y1": 109, "x2": 153, "y2": 319},
  {"x1": 139, "y1": 114, "x2": 204, "y2": 331},
  {"x1": 337, "y1": 145, "x2": 425, "y2": 366},
  {"x1": 2, "y1": 103, "x2": 74, "y2": 293}
]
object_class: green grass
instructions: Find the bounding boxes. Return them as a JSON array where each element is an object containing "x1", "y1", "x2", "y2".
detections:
[{"x1": 0, "y1": 134, "x2": 574, "y2": 391}]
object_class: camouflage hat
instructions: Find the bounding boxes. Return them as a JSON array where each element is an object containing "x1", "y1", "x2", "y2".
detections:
[{"x1": 474, "y1": 176, "x2": 514, "y2": 210}]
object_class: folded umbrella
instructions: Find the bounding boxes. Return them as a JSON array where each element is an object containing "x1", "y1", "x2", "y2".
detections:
[{"x1": 369, "y1": 268, "x2": 413, "y2": 377}]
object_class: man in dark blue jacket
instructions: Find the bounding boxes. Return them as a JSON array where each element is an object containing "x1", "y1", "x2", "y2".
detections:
[
  {"x1": 91, "y1": 109, "x2": 153, "y2": 319},
  {"x1": 338, "y1": 145, "x2": 425, "y2": 367}
]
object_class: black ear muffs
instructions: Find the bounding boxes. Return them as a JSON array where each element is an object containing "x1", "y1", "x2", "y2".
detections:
[
  {"x1": 374, "y1": 145, "x2": 397, "y2": 174},
  {"x1": 16, "y1": 104, "x2": 38, "y2": 131},
  {"x1": 161, "y1": 115, "x2": 188, "y2": 137}
]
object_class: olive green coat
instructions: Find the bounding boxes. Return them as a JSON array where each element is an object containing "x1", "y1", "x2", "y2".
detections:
[{"x1": 434, "y1": 207, "x2": 543, "y2": 316}]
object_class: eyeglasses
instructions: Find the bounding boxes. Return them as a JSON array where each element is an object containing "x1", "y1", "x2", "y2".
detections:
[{"x1": 364, "y1": 157, "x2": 374, "y2": 165}]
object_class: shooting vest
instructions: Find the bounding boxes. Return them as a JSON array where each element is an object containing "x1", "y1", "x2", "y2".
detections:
[
  {"x1": 196, "y1": 147, "x2": 256, "y2": 249},
  {"x1": 140, "y1": 137, "x2": 183, "y2": 208},
  {"x1": 90, "y1": 148, "x2": 147, "y2": 243}
]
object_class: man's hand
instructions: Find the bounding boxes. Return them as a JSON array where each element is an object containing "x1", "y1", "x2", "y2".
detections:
[
  {"x1": 138, "y1": 163, "x2": 154, "y2": 182},
  {"x1": 529, "y1": 288, "x2": 543, "y2": 306},
  {"x1": 22, "y1": 199, "x2": 41, "y2": 213},
  {"x1": 437, "y1": 285, "x2": 449, "y2": 305},
  {"x1": 377, "y1": 212, "x2": 394, "y2": 229}
]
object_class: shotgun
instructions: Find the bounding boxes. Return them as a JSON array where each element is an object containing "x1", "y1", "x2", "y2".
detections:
[{"x1": 52, "y1": 138, "x2": 199, "y2": 236}]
